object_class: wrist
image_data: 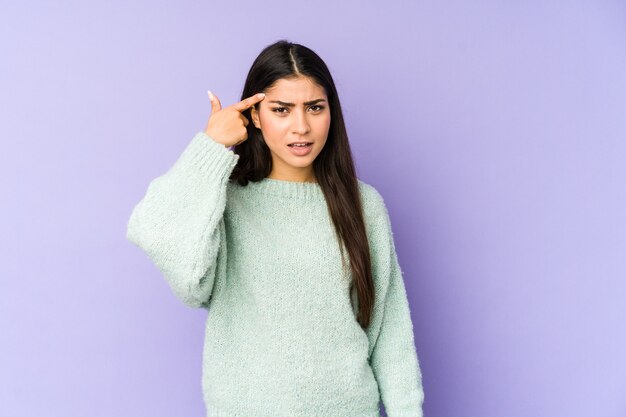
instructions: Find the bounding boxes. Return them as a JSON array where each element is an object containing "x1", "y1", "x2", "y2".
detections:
[{"x1": 204, "y1": 130, "x2": 228, "y2": 147}]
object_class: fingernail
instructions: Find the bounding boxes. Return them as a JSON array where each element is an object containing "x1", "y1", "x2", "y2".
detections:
[
  {"x1": 207, "y1": 90, "x2": 214, "y2": 100},
  {"x1": 258, "y1": 93, "x2": 265, "y2": 98}
]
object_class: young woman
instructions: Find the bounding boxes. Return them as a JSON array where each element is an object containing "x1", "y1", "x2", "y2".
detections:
[{"x1": 126, "y1": 40, "x2": 424, "y2": 417}]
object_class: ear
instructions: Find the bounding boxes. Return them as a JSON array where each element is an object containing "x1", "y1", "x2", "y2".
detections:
[{"x1": 250, "y1": 105, "x2": 262, "y2": 129}]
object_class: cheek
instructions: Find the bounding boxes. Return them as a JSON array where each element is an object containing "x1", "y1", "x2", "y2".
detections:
[{"x1": 317, "y1": 114, "x2": 331, "y2": 135}]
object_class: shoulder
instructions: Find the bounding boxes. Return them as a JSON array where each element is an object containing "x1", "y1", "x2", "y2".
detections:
[
  {"x1": 357, "y1": 179, "x2": 397, "y2": 275},
  {"x1": 357, "y1": 178, "x2": 391, "y2": 230},
  {"x1": 358, "y1": 178, "x2": 387, "y2": 214}
]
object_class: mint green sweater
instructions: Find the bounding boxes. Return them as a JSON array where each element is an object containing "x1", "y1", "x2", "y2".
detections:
[{"x1": 126, "y1": 131, "x2": 425, "y2": 417}]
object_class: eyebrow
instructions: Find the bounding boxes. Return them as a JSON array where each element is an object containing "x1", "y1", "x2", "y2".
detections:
[{"x1": 268, "y1": 99, "x2": 327, "y2": 107}]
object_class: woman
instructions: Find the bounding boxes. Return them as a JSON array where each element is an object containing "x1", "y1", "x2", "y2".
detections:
[{"x1": 126, "y1": 39, "x2": 424, "y2": 417}]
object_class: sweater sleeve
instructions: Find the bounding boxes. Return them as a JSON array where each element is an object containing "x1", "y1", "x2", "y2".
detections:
[
  {"x1": 366, "y1": 197, "x2": 425, "y2": 417},
  {"x1": 125, "y1": 131, "x2": 239, "y2": 309}
]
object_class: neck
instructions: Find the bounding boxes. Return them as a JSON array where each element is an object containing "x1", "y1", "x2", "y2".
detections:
[{"x1": 268, "y1": 168, "x2": 317, "y2": 183}]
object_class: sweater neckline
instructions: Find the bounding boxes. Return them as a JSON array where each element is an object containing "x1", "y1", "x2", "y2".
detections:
[{"x1": 246, "y1": 177, "x2": 325, "y2": 200}]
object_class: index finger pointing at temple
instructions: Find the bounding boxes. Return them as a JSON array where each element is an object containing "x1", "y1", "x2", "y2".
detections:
[{"x1": 232, "y1": 93, "x2": 266, "y2": 112}]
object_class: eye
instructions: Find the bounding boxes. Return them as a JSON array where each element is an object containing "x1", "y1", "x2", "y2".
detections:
[
  {"x1": 309, "y1": 105, "x2": 325, "y2": 112},
  {"x1": 272, "y1": 107, "x2": 288, "y2": 114}
]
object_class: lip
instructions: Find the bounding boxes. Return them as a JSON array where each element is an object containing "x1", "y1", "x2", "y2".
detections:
[{"x1": 287, "y1": 142, "x2": 313, "y2": 156}]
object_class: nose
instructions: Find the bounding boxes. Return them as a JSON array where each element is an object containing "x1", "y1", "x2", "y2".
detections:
[{"x1": 291, "y1": 109, "x2": 311, "y2": 135}]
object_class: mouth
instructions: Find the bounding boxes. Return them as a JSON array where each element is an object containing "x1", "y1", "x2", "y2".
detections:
[{"x1": 287, "y1": 142, "x2": 314, "y2": 156}]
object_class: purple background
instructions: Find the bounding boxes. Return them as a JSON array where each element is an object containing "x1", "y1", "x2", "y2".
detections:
[{"x1": 2, "y1": 1, "x2": 625, "y2": 416}]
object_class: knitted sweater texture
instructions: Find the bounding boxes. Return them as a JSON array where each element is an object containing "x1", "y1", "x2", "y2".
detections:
[{"x1": 126, "y1": 131, "x2": 425, "y2": 417}]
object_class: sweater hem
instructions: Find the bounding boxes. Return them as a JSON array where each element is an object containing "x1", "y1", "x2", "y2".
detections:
[{"x1": 205, "y1": 404, "x2": 382, "y2": 417}]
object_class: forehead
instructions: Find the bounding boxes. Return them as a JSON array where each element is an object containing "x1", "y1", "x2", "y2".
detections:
[{"x1": 265, "y1": 76, "x2": 327, "y2": 99}]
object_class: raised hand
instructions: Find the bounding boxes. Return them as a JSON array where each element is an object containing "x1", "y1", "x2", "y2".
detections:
[{"x1": 204, "y1": 91, "x2": 265, "y2": 147}]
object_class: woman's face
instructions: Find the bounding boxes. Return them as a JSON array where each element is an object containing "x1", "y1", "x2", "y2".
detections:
[{"x1": 250, "y1": 76, "x2": 331, "y2": 182}]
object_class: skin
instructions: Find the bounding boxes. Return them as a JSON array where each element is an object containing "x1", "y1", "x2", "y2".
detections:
[
  {"x1": 204, "y1": 76, "x2": 330, "y2": 184},
  {"x1": 250, "y1": 76, "x2": 331, "y2": 183},
  {"x1": 205, "y1": 92, "x2": 265, "y2": 148}
]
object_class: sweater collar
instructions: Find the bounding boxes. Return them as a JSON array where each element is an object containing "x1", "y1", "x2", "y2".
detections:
[{"x1": 245, "y1": 177, "x2": 325, "y2": 200}]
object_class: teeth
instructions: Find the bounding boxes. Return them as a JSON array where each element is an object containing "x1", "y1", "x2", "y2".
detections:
[{"x1": 290, "y1": 143, "x2": 310, "y2": 147}]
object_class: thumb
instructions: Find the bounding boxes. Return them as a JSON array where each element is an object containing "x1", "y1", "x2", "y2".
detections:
[{"x1": 207, "y1": 90, "x2": 222, "y2": 114}]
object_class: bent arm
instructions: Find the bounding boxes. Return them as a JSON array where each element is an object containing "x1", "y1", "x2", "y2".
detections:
[{"x1": 126, "y1": 131, "x2": 238, "y2": 308}]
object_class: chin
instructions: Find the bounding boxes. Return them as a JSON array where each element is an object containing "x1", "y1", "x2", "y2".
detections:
[{"x1": 288, "y1": 160, "x2": 315, "y2": 168}]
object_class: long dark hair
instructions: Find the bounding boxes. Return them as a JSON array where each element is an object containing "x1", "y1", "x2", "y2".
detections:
[{"x1": 230, "y1": 40, "x2": 375, "y2": 329}]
